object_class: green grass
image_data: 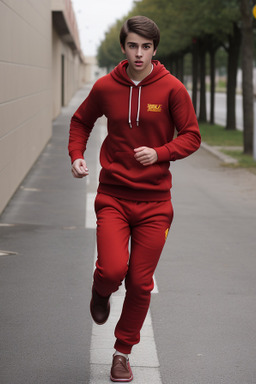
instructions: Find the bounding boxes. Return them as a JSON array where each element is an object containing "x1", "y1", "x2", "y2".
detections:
[
  {"x1": 199, "y1": 122, "x2": 256, "y2": 171},
  {"x1": 199, "y1": 122, "x2": 243, "y2": 146},
  {"x1": 221, "y1": 150, "x2": 256, "y2": 173}
]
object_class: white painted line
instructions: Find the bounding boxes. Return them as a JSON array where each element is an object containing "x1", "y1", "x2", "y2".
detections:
[
  {"x1": 89, "y1": 247, "x2": 162, "y2": 383},
  {"x1": 85, "y1": 192, "x2": 97, "y2": 229},
  {"x1": 20, "y1": 186, "x2": 41, "y2": 192},
  {"x1": 86, "y1": 115, "x2": 161, "y2": 381},
  {"x1": 0, "y1": 250, "x2": 18, "y2": 256},
  {"x1": 152, "y1": 275, "x2": 159, "y2": 294}
]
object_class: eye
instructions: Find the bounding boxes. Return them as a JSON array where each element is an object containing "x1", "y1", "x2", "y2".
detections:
[
  {"x1": 143, "y1": 45, "x2": 151, "y2": 49},
  {"x1": 128, "y1": 43, "x2": 136, "y2": 49}
]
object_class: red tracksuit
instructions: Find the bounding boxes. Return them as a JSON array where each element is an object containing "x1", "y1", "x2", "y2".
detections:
[{"x1": 69, "y1": 60, "x2": 201, "y2": 353}]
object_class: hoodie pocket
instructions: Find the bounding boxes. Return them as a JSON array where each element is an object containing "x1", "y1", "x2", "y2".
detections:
[{"x1": 103, "y1": 151, "x2": 168, "y2": 187}]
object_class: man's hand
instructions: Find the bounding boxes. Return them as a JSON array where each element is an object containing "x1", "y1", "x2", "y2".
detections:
[
  {"x1": 134, "y1": 146, "x2": 158, "y2": 166},
  {"x1": 71, "y1": 158, "x2": 89, "y2": 178}
]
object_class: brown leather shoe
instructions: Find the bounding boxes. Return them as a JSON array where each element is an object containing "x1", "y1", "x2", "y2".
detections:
[
  {"x1": 90, "y1": 286, "x2": 110, "y2": 325},
  {"x1": 110, "y1": 355, "x2": 133, "y2": 382}
]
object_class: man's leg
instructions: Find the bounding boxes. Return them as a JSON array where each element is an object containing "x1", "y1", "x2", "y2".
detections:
[
  {"x1": 114, "y1": 199, "x2": 173, "y2": 354},
  {"x1": 93, "y1": 193, "x2": 131, "y2": 298}
]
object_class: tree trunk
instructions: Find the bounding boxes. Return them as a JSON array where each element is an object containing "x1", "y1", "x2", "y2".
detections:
[
  {"x1": 240, "y1": 0, "x2": 254, "y2": 155},
  {"x1": 226, "y1": 23, "x2": 241, "y2": 130},
  {"x1": 174, "y1": 56, "x2": 179, "y2": 78},
  {"x1": 177, "y1": 55, "x2": 184, "y2": 83},
  {"x1": 209, "y1": 47, "x2": 216, "y2": 124},
  {"x1": 199, "y1": 43, "x2": 207, "y2": 122},
  {"x1": 169, "y1": 55, "x2": 174, "y2": 74},
  {"x1": 192, "y1": 40, "x2": 199, "y2": 115}
]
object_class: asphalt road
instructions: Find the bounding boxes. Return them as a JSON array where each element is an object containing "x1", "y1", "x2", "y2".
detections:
[
  {"x1": 205, "y1": 92, "x2": 244, "y2": 130},
  {"x1": 153, "y1": 146, "x2": 256, "y2": 383},
  {"x1": 1, "y1": 84, "x2": 256, "y2": 384}
]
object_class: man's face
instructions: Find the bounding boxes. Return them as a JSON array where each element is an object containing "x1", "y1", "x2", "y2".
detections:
[{"x1": 121, "y1": 32, "x2": 156, "y2": 79}]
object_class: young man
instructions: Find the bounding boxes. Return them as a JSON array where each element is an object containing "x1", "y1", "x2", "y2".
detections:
[{"x1": 69, "y1": 16, "x2": 201, "y2": 382}]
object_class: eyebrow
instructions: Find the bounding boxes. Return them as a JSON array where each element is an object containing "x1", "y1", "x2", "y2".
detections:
[{"x1": 126, "y1": 41, "x2": 153, "y2": 45}]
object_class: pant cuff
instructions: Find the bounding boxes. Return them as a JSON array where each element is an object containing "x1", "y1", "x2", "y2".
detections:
[{"x1": 114, "y1": 339, "x2": 133, "y2": 354}]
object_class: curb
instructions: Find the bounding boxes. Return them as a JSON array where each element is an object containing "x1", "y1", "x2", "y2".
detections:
[{"x1": 201, "y1": 142, "x2": 239, "y2": 164}]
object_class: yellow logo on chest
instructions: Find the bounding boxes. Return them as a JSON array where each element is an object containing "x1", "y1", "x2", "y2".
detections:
[{"x1": 147, "y1": 104, "x2": 162, "y2": 112}]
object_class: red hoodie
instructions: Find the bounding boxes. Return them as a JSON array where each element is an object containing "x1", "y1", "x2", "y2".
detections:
[{"x1": 69, "y1": 60, "x2": 201, "y2": 201}]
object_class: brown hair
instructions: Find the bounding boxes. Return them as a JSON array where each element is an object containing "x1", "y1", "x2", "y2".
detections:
[{"x1": 120, "y1": 16, "x2": 160, "y2": 50}]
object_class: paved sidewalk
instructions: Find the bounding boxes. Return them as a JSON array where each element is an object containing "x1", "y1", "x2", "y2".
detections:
[{"x1": 0, "y1": 87, "x2": 95, "y2": 384}]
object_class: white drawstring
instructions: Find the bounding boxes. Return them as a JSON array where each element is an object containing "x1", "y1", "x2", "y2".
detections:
[
  {"x1": 128, "y1": 86, "x2": 142, "y2": 128},
  {"x1": 136, "y1": 86, "x2": 141, "y2": 126},
  {"x1": 128, "y1": 86, "x2": 133, "y2": 128}
]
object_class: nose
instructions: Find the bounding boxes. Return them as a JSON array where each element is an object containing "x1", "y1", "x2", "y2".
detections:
[{"x1": 136, "y1": 47, "x2": 142, "y2": 57}]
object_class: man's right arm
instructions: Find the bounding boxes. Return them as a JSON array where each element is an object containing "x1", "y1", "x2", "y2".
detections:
[{"x1": 68, "y1": 83, "x2": 103, "y2": 165}]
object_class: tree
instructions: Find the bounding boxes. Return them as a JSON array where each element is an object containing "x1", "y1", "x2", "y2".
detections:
[
  {"x1": 208, "y1": 36, "x2": 220, "y2": 124},
  {"x1": 240, "y1": 0, "x2": 254, "y2": 155},
  {"x1": 198, "y1": 39, "x2": 207, "y2": 121},
  {"x1": 225, "y1": 22, "x2": 241, "y2": 130},
  {"x1": 97, "y1": 21, "x2": 124, "y2": 71},
  {"x1": 192, "y1": 39, "x2": 199, "y2": 114}
]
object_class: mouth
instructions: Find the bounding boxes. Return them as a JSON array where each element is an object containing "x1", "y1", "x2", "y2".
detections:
[{"x1": 135, "y1": 61, "x2": 143, "y2": 67}]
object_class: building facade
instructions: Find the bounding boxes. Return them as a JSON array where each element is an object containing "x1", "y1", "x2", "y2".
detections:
[{"x1": 0, "y1": 0, "x2": 87, "y2": 214}]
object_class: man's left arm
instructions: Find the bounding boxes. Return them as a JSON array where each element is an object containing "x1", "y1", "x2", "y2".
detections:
[{"x1": 154, "y1": 86, "x2": 201, "y2": 163}]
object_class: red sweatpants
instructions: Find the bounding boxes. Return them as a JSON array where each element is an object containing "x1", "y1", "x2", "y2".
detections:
[{"x1": 93, "y1": 193, "x2": 173, "y2": 354}]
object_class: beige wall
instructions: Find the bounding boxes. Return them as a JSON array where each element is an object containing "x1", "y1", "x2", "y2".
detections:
[
  {"x1": 83, "y1": 56, "x2": 107, "y2": 84},
  {"x1": 0, "y1": 0, "x2": 88, "y2": 215},
  {"x1": 52, "y1": 26, "x2": 82, "y2": 118},
  {"x1": 0, "y1": 0, "x2": 52, "y2": 214}
]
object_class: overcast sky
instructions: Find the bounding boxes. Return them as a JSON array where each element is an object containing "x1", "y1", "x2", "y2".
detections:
[{"x1": 71, "y1": 0, "x2": 135, "y2": 56}]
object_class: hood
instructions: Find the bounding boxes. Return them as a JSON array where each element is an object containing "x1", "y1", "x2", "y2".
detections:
[
  {"x1": 110, "y1": 60, "x2": 170, "y2": 128},
  {"x1": 111, "y1": 59, "x2": 169, "y2": 86}
]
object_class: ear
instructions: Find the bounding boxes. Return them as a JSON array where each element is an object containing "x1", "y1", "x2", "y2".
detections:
[
  {"x1": 120, "y1": 44, "x2": 126, "y2": 54},
  {"x1": 153, "y1": 48, "x2": 157, "y2": 56}
]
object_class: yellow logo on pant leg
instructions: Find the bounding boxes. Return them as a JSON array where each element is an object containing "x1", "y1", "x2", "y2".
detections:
[
  {"x1": 165, "y1": 228, "x2": 169, "y2": 240},
  {"x1": 147, "y1": 104, "x2": 162, "y2": 112}
]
